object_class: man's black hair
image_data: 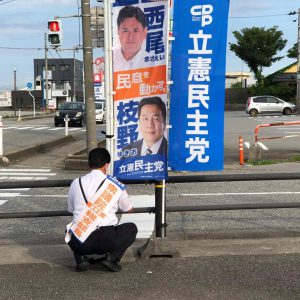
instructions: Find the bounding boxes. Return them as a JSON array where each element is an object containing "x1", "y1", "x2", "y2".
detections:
[
  {"x1": 138, "y1": 96, "x2": 166, "y2": 123},
  {"x1": 117, "y1": 5, "x2": 147, "y2": 28},
  {"x1": 88, "y1": 147, "x2": 111, "y2": 169}
]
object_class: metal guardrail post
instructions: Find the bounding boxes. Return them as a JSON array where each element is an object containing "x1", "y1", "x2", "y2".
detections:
[{"x1": 155, "y1": 179, "x2": 166, "y2": 238}]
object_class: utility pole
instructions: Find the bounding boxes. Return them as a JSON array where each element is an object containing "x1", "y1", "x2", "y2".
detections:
[
  {"x1": 81, "y1": 0, "x2": 97, "y2": 154},
  {"x1": 297, "y1": 8, "x2": 300, "y2": 107},
  {"x1": 44, "y1": 33, "x2": 49, "y2": 112},
  {"x1": 13, "y1": 68, "x2": 17, "y2": 117},
  {"x1": 73, "y1": 48, "x2": 76, "y2": 101}
]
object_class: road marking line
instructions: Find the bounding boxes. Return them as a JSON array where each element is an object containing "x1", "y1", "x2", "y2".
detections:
[
  {"x1": 18, "y1": 127, "x2": 34, "y2": 130},
  {"x1": 257, "y1": 142, "x2": 268, "y2": 150},
  {"x1": 48, "y1": 128, "x2": 63, "y2": 131},
  {"x1": 178, "y1": 192, "x2": 300, "y2": 196},
  {"x1": 0, "y1": 188, "x2": 30, "y2": 191},
  {"x1": 120, "y1": 195, "x2": 154, "y2": 239},
  {"x1": 244, "y1": 142, "x2": 250, "y2": 149},
  {"x1": 0, "y1": 177, "x2": 51, "y2": 180},
  {"x1": 0, "y1": 169, "x2": 51, "y2": 172},
  {"x1": 3, "y1": 127, "x2": 18, "y2": 130},
  {"x1": 16, "y1": 194, "x2": 67, "y2": 198},
  {"x1": 277, "y1": 127, "x2": 300, "y2": 130},
  {"x1": 0, "y1": 172, "x2": 56, "y2": 176},
  {"x1": 0, "y1": 200, "x2": 7, "y2": 206},
  {"x1": 32, "y1": 127, "x2": 51, "y2": 130},
  {"x1": 68, "y1": 128, "x2": 81, "y2": 131},
  {"x1": 0, "y1": 193, "x2": 21, "y2": 197}
]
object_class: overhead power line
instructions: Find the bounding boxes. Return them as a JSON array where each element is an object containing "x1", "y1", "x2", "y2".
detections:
[
  {"x1": 0, "y1": 46, "x2": 44, "y2": 50},
  {"x1": 0, "y1": 0, "x2": 15, "y2": 5},
  {"x1": 230, "y1": 11, "x2": 296, "y2": 19}
]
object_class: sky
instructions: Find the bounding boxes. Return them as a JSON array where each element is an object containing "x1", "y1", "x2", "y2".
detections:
[{"x1": 0, "y1": 0, "x2": 298, "y2": 90}]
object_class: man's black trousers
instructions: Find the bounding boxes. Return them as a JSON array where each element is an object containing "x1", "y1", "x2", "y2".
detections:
[{"x1": 68, "y1": 222, "x2": 137, "y2": 262}]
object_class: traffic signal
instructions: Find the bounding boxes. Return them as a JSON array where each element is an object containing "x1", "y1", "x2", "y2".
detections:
[{"x1": 48, "y1": 20, "x2": 63, "y2": 47}]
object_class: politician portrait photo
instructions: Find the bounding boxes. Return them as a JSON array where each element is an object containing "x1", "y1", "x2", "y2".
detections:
[
  {"x1": 121, "y1": 96, "x2": 167, "y2": 158},
  {"x1": 113, "y1": 5, "x2": 148, "y2": 72}
]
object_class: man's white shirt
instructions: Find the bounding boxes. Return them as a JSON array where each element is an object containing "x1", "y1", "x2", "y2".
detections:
[
  {"x1": 68, "y1": 169, "x2": 132, "y2": 227},
  {"x1": 113, "y1": 47, "x2": 153, "y2": 72}
]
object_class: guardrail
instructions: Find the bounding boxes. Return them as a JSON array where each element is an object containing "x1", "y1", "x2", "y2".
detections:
[
  {"x1": 1, "y1": 173, "x2": 300, "y2": 238},
  {"x1": 255, "y1": 121, "x2": 300, "y2": 143}
]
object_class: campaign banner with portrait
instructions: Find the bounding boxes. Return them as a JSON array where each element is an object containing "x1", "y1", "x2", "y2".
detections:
[
  {"x1": 112, "y1": 0, "x2": 168, "y2": 180},
  {"x1": 168, "y1": 0, "x2": 229, "y2": 172}
]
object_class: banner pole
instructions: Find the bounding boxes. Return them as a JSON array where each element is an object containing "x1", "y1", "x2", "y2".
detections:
[{"x1": 104, "y1": 0, "x2": 114, "y2": 175}]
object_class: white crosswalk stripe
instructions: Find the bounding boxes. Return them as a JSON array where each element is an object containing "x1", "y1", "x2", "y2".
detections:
[
  {"x1": 0, "y1": 168, "x2": 57, "y2": 205},
  {"x1": 3, "y1": 126, "x2": 89, "y2": 132}
]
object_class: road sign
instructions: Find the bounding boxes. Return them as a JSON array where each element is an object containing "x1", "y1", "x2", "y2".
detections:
[{"x1": 27, "y1": 82, "x2": 32, "y2": 90}]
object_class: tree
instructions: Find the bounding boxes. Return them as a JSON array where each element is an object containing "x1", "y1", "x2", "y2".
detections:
[
  {"x1": 229, "y1": 26, "x2": 287, "y2": 87},
  {"x1": 287, "y1": 43, "x2": 297, "y2": 59}
]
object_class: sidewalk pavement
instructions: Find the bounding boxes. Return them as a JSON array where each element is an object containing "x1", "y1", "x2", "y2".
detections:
[{"x1": 1, "y1": 236, "x2": 300, "y2": 267}]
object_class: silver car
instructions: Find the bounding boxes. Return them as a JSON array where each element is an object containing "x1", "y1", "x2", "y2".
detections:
[{"x1": 245, "y1": 95, "x2": 297, "y2": 117}]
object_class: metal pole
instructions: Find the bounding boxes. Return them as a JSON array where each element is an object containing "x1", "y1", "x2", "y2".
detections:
[
  {"x1": 44, "y1": 33, "x2": 49, "y2": 112},
  {"x1": 81, "y1": 0, "x2": 97, "y2": 154},
  {"x1": 0, "y1": 116, "x2": 3, "y2": 156},
  {"x1": 29, "y1": 91, "x2": 36, "y2": 117},
  {"x1": 13, "y1": 68, "x2": 16, "y2": 117},
  {"x1": 296, "y1": 8, "x2": 300, "y2": 107},
  {"x1": 155, "y1": 180, "x2": 167, "y2": 238},
  {"x1": 104, "y1": 0, "x2": 114, "y2": 174},
  {"x1": 73, "y1": 48, "x2": 76, "y2": 101}
]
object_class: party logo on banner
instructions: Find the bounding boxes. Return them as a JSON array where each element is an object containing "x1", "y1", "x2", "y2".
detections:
[{"x1": 169, "y1": 0, "x2": 229, "y2": 172}]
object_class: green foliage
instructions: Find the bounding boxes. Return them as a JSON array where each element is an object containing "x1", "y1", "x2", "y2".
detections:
[
  {"x1": 249, "y1": 83, "x2": 296, "y2": 102},
  {"x1": 247, "y1": 155, "x2": 300, "y2": 166},
  {"x1": 287, "y1": 43, "x2": 297, "y2": 59},
  {"x1": 230, "y1": 81, "x2": 243, "y2": 89},
  {"x1": 229, "y1": 26, "x2": 287, "y2": 87}
]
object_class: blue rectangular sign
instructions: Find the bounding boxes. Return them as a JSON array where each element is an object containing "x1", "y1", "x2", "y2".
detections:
[{"x1": 168, "y1": 0, "x2": 229, "y2": 171}]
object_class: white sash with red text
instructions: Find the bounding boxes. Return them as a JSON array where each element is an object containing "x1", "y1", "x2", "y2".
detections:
[{"x1": 66, "y1": 176, "x2": 124, "y2": 244}]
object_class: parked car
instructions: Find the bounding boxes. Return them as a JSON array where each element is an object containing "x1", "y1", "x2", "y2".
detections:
[
  {"x1": 245, "y1": 96, "x2": 297, "y2": 117},
  {"x1": 95, "y1": 101, "x2": 106, "y2": 124},
  {"x1": 54, "y1": 101, "x2": 85, "y2": 127}
]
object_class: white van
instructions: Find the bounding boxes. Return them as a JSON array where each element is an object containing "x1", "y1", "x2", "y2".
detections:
[{"x1": 95, "y1": 101, "x2": 106, "y2": 124}]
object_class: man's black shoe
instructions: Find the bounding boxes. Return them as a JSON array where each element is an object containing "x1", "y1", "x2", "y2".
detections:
[
  {"x1": 101, "y1": 254, "x2": 122, "y2": 272},
  {"x1": 73, "y1": 252, "x2": 90, "y2": 272}
]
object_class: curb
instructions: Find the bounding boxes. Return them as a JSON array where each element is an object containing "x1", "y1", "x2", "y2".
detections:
[
  {"x1": 3, "y1": 135, "x2": 75, "y2": 164},
  {"x1": 64, "y1": 139, "x2": 106, "y2": 170}
]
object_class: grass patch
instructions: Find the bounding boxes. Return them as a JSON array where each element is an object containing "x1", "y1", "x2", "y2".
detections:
[{"x1": 247, "y1": 155, "x2": 300, "y2": 166}]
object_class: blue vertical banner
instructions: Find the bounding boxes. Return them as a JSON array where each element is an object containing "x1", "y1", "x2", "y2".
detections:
[{"x1": 168, "y1": 0, "x2": 229, "y2": 171}]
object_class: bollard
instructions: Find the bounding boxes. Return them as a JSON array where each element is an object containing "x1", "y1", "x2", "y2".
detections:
[
  {"x1": 239, "y1": 136, "x2": 244, "y2": 165},
  {"x1": 17, "y1": 109, "x2": 22, "y2": 121},
  {"x1": 64, "y1": 114, "x2": 69, "y2": 136}
]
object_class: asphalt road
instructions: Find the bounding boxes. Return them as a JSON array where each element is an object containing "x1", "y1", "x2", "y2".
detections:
[
  {"x1": 1, "y1": 111, "x2": 300, "y2": 299},
  {"x1": 2, "y1": 111, "x2": 300, "y2": 163}
]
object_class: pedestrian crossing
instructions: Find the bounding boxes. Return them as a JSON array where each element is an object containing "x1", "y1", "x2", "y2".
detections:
[{"x1": 0, "y1": 168, "x2": 57, "y2": 206}]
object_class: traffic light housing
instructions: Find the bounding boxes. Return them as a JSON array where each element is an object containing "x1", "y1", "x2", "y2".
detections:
[{"x1": 48, "y1": 20, "x2": 63, "y2": 47}]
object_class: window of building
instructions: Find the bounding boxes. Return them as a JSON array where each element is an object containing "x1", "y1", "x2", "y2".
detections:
[
  {"x1": 42, "y1": 65, "x2": 56, "y2": 71},
  {"x1": 60, "y1": 64, "x2": 70, "y2": 71}
]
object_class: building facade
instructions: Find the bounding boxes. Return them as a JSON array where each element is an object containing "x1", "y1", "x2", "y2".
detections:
[
  {"x1": 34, "y1": 58, "x2": 84, "y2": 109},
  {"x1": 10, "y1": 58, "x2": 84, "y2": 112}
]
